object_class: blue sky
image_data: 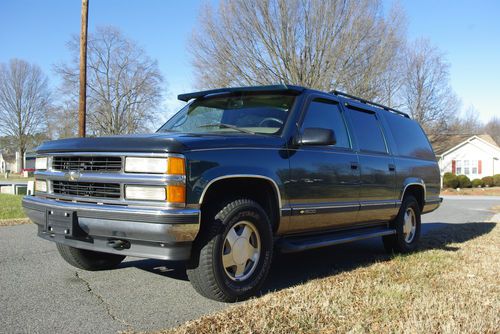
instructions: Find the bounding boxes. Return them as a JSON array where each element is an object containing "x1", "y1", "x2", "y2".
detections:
[{"x1": 1, "y1": 0, "x2": 499, "y2": 122}]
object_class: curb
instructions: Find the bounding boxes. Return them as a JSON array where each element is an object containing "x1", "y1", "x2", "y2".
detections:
[{"x1": 488, "y1": 213, "x2": 500, "y2": 223}]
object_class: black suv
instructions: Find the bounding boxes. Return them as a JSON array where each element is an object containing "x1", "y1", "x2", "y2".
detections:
[{"x1": 23, "y1": 85, "x2": 441, "y2": 302}]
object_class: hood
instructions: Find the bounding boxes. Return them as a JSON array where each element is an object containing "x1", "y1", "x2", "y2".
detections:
[{"x1": 36, "y1": 132, "x2": 284, "y2": 154}]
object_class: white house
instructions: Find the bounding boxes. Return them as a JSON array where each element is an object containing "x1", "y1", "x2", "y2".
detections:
[
  {"x1": 0, "y1": 150, "x2": 28, "y2": 174},
  {"x1": 431, "y1": 134, "x2": 500, "y2": 186},
  {"x1": 0, "y1": 151, "x2": 7, "y2": 173}
]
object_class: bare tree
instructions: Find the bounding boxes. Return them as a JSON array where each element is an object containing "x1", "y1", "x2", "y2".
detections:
[
  {"x1": 400, "y1": 39, "x2": 459, "y2": 135},
  {"x1": 483, "y1": 116, "x2": 500, "y2": 145},
  {"x1": 45, "y1": 102, "x2": 79, "y2": 139},
  {"x1": 459, "y1": 105, "x2": 483, "y2": 134},
  {"x1": 0, "y1": 59, "x2": 50, "y2": 169},
  {"x1": 55, "y1": 26, "x2": 163, "y2": 136},
  {"x1": 191, "y1": 0, "x2": 405, "y2": 99}
]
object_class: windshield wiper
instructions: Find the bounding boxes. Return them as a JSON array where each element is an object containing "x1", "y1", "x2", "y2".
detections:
[{"x1": 198, "y1": 123, "x2": 255, "y2": 134}]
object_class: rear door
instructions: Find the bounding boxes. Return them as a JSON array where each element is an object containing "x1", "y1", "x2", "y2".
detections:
[
  {"x1": 344, "y1": 105, "x2": 398, "y2": 223},
  {"x1": 287, "y1": 95, "x2": 360, "y2": 233}
]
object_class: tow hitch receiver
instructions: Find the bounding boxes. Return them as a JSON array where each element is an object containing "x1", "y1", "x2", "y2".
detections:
[{"x1": 107, "y1": 239, "x2": 131, "y2": 250}]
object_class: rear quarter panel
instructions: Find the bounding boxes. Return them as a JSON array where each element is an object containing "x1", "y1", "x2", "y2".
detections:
[{"x1": 377, "y1": 111, "x2": 441, "y2": 206}]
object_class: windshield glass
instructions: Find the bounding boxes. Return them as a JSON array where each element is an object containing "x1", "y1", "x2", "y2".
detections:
[{"x1": 157, "y1": 93, "x2": 296, "y2": 135}]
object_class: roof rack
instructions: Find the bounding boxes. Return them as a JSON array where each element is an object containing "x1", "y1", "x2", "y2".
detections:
[{"x1": 330, "y1": 90, "x2": 410, "y2": 118}]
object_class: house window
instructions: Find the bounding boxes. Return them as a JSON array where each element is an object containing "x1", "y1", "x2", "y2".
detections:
[
  {"x1": 456, "y1": 160, "x2": 462, "y2": 175},
  {"x1": 463, "y1": 160, "x2": 470, "y2": 175},
  {"x1": 456, "y1": 160, "x2": 479, "y2": 175},
  {"x1": 471, "y1": 160, "x2": 478, "y2": 174}
]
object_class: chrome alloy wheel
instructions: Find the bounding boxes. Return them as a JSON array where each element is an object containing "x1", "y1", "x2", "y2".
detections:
[
  {"x1": 402, "y1": 207, "x2": 417, "y2": 243},
  {"x1": 221, "y1": 220, "x2": 261, "y2": 282}
]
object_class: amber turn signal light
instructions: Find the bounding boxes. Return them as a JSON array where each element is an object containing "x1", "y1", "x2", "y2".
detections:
[
  {"x1": 167, "y1": 185, "x2": 185, "y2": 204},
  {"x1": 167, "y1": 157, "x2": 186, "y2": 175}
]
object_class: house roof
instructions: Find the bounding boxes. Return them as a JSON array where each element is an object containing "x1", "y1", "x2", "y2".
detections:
[{"x1": 429, "y1": 134, "x2": 499, "y2": 156}]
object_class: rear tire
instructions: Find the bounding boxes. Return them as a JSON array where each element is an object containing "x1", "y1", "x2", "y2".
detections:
[
  {"x1": 56, "y1": 244, "x2": 126, "y2": 271},
  {"x1": 187, "y1": 198, "x2": 273, "y2": 302},
  {"x1": 383, "y1": 195, "x2": 421, "y2": 254}
]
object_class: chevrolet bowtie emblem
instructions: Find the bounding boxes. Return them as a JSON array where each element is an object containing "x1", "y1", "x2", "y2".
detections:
[{"x1": 67, "y1": 170, "x2": 82, "y2": 181}]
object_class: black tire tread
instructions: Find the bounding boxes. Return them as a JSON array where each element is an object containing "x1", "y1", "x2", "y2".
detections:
[
  {"x1": 383, "y1": 195, "x2": 421, "y2": 254},
  {"x1": 187, "y1": 198, "x2": 272, "y2": 302},
  {"x1": 56, "y1": 243, "x2": 125, "y2": 271}
]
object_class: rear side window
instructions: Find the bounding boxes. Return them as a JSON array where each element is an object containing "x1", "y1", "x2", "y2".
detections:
[
  {"x1": 301, "y1": 99, "x2": 350, "y2": 148},
  {"x1": 349, "y1": 109, "x2": 387, "y2": 153},
  {"x1": 385, "y1": 112, "x2": 435, "y2": 160}
]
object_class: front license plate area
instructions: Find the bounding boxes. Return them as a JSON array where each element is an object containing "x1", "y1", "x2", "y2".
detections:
[{"x1": 46, "y1": 210, "x2": 78, "y2": 237}]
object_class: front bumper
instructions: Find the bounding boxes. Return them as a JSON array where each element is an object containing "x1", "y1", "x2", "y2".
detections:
[{"x1": 22, "y1": 196, "x2": 200, "y2": 261}]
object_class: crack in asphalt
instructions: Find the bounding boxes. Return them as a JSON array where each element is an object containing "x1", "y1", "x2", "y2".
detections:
[{"x1": 74, "y1": 271, "x2": 134, "y2": 331}]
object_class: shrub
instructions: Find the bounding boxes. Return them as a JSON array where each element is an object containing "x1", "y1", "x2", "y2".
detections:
[
  {"x1": 482, "y1": 176, "x2": 494, "y2": 187},
  {"x1": 457, "y1": 175, "x2": 472, "y2": 188},
  {"x1": 493, "y1": 174, "x2": 500, "y2": 187},
  {"x1": 471, "y1": 179, "x2": 484, "y2": 188},
  {"x1": 443, "y1": 172, "x2": 459, "y2": 188}
]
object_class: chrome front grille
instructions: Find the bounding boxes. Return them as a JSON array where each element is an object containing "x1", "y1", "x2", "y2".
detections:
[
  {"x1": 52, "y1": 156, "x2": 122, "y2": 172},
  {"x1": 52, "y1": 180, "x2": 121, "y2": 199}
]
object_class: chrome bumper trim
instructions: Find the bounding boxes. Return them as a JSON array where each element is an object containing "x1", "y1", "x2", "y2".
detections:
[{"x1": 22, "y1": 196, "x2": 200, "y2": 224}]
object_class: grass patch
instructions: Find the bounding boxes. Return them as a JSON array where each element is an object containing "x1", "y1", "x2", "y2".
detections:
[
  {"x1": 155, "y1": 221, "x2": 499, "y2": 334},
  {"x1": 442, "y1": 186, "x2": 500, "y2": 196},
  {"x1": 0, "y1": 218, "x2": 31, "y2": 227},
  {"x1": 1, "y1": 174, "x2": 34, "y2": 182},
  {"x1": 0, "y1": 193, "x2": 26, "y2": 220}
]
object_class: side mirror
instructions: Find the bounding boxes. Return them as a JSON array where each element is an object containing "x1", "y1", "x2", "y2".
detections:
[{"x1": 298, "y1": 128, "x2": 336, "y2": 146}]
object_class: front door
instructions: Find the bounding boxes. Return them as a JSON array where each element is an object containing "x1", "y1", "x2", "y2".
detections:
[{"x1": 287, "y1": 96, "x2": 360, "y2": 233}]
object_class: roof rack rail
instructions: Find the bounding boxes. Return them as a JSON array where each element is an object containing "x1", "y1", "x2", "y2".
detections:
[{"x1": 330, "y1": 89, "x2": 410, "y2": 118}]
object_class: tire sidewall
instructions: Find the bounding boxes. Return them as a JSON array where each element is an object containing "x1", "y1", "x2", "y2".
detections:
[
  {"x1": 212, "y1": 201, "x2": 273, "y2": 299},
  {"x1": 395, "y1": 196, "x2": 421, "y2": 252}
]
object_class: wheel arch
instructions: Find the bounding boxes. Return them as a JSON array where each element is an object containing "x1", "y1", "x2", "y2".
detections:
[
  {"x1": 400, "y1": 180, "x2": 426, "y2": 212},
  {"x1": 198, "y1": 175, "x2": 283, "y2": 233}
]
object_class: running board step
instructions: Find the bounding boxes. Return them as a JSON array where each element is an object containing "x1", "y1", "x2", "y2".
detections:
[{"x1": 278, "y1": 227, "x2": 396, "y2": 253}]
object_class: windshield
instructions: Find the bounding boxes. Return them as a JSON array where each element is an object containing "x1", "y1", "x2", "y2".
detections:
[{"x1": 157, "y1": 93, "x2": 296, "y2": 135}]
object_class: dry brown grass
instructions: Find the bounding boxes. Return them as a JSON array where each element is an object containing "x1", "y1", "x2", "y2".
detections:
[
  {"x1": 0, "y1": 218, "x2": 31, "y2": 227},
  {"x1": 153, "y1": 220, "x2": 499, "y2": 334},
  {"x1": 442, "y1": 187, "x2": 500, "y2": 196}
]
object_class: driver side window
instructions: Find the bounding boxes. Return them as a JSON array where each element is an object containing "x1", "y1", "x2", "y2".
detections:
[{"x1": 301, "y1": 99, "x2": 350, "y2": 148}]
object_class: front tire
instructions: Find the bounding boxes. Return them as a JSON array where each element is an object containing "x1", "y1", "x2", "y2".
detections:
[
  {"x1": 56, "y1": 244, "x2": 126, "y2": 271},
  {"x1": 383, "y1": 195, "x2": 421, "y2": 254},
  {"x1": 187, "y1": 198, "x2": 273, "y2": 302}
]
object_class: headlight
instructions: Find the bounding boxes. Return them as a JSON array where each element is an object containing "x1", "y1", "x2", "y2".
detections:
[
  {"x1": 125, "y1": 157, "x2": 168, "y2": 174},
  {"x1": 125, "y1": 185, "x2": 166, "y2": 201},
  {"x1": 35, "y1": 157, "x2": 48, "y2": 170},
  {"x1": 35, "y1": 180, "x2": 47, "y2": 192},
  {"x1": 124, "y1": 156, "x2": 185, "y2": 175}
]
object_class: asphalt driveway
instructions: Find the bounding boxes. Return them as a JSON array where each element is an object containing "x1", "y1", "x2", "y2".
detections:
[{"x1": 0, "y1": 196, "x2": 498, "y2": 333}]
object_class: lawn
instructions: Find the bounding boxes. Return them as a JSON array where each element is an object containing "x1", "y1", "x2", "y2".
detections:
[
  {"x1": 0, "y1": 193, "x2": 27, "y2": 221},
  {"x1": 156, "y1": 217, "x2": 500, "y2": 334},
  {"x1": 442, "y1": 186, "x2": 500, "y2": 196},
  {"x1": 1, "y1": 174, "x2": 34, "y2": 182}
]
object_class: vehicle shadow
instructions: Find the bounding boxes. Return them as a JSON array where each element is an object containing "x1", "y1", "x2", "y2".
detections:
[
  {"x1": 262, "y1": 221, "x2": 495, "y2": 294},
  {"x1": 120, "y1": 221, "x2": 496, "y2": 294}
]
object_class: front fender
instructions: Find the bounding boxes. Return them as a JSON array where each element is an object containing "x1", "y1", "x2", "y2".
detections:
[{"x1": 184, "y1": 148, "x2": 290, "y2": 210}]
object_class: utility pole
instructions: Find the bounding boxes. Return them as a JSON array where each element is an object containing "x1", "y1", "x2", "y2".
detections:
[{"x1": 78, "y1": 0, "x2": 89, "y2": 137}]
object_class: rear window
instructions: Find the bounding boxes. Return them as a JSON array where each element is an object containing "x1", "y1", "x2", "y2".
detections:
[
  {"x1": 385, "y1": 112, "x2": 435, "y2": 160},
  {"x1": 349, "y1": 109, "x2": 387, "y2": 153}
]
